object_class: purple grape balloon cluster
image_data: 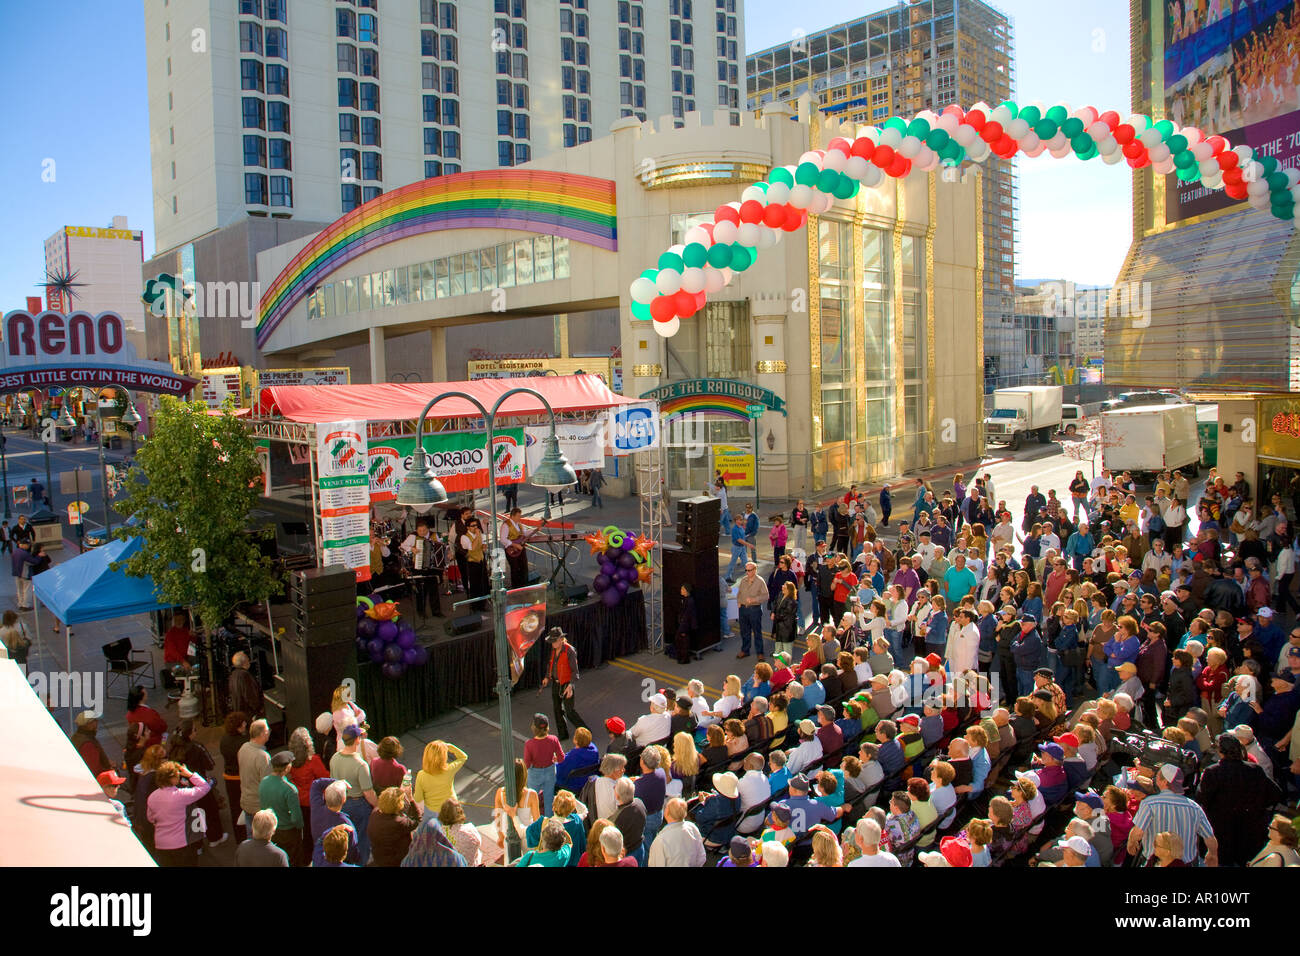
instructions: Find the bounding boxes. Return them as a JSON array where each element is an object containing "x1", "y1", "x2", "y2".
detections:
[
  {"x1": 355, "y1": 605, "x2": 429, "y2": 679},
  {"x1": 590, "y1": 526, "x2": 642, "y2": 609}
]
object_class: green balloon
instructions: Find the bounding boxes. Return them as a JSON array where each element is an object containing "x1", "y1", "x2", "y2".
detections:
[
  {"x1": 706, "y1": 243, "x2": 733, "y2": 269},
  {"x1": 1079, "y1": 143, "x2": 1099, "y2": 161},
  {"x1": 926, "y1": 129, "x2": 951, "y2": 151},
  {"x1": 1070, "y1": 133, "x2": 1092, "y2": 154},
  {"x1": 1019, "y1": 105, "x2": 1042, "y2": 126},
  {"x1": 1268, "y1": 172, "x2": 1291, "y2": 191},
  {"x1": 998, "y1": 100, "x2": 1020, "y2": 118},
  {"x1": 795, "y1": 161, "x2": 821, "y2": 186},
  {"x1": 817, "y1": 168, "x2": 840, "y2": 192},
  {"x1": 631, "y1": 300, "x2": 652, "y2": 321},
  {"x1": 1166, "y1": 134, "x2": 1188, "y2": 154},
  {"x1": 769, "y1": 167, "x2": 794, "y2": 187},
  {"x1": 907, "y1": 118, "x2": 930, "y2": 139},
  {"x1": 1174, "y1": 150, "x2": 1197, "y2": 168},
  {"x1": 1034, "y1": 119, "x2": 1059, "y2": 141},
  {"x1": 1061, "y1": 118, "x2": 1085, "y2": 139},
  {"x1": 1259, "y1": 155, "x2": 1280, "y2": 175},
  {"x1": 657, "y1": 251, "x2": 683, "y2": 273},
  {"x1": 641, "y1": 268, "x2": 658, "y2": 280},
  {"x1": 1046, "y1": 105, "x2": 1068, "y2": 125},
  {"x1": 755, "y1": 181, "x2": 770, "y2": 193},
  {"x1": 885, "y1": 116, "x2": 909, "y2": 133},
  {"x1": 730, "y1": 244, "x2": 753, "y2": 271},
  {"x1": 832, "y1": 173, "x2": 858, "y2": 199},
  {"x1": 1177, "y1": 165, "x2": 1200, "y2": 182},
  {"x1": 1154, "y1": 119, "x2": 1175, "y2": 137},
  {"x1": 940, "y1": 141, "x2": 961, "y2": 161},
  {"x1": 683, "y1": 243, "x2": 708, "y2": 268}
]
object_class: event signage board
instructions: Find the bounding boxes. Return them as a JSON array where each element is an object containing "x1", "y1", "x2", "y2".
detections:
[
  {"x1": 366, "y1": 427, "x2": 525, "y2": 501},
  {"x1": 607, "y1": 401, "x2": 661, "y2": 453},
  {"x1": 0, "y1": 308, "x2": 196, "y2": 396},
  {"x1": 466, "y1": 357, "x2": 614, "y2": 384},
  {"x1": 201, "y1": 368, "x2": 243, "y2": 409},
  {"x1": 257, "y1": 367, "x2": 351, "y2": 390},
  {"x1": 713, "y1": 445, "x2": 755, "y2": 485},
  {"x1": 317, "y1": 420, "x2": 371, "y2": 581},
  {"x1": 524, "y1": 422, "x2": 606, "y2": 473}
]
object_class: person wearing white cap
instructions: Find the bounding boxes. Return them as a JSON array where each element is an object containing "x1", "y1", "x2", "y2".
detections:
[
  {"x1": 1230, "y1": 724, "x2": 1276, "y2": 781},
  {"x1": 1061, "y1": 834, "x2": 1093, "y2": 867},
  {"x1": 629, "y1": 693, "x2": 673, "y2": 747},
  {"x1": 1127, "y1": 764, "x2": 1218, "y2": 865}
]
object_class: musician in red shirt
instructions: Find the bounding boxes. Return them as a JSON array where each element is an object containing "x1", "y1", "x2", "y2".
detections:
[
  {"x1": 162, "y1": 611, "x2": 195, "y2": 672},
  {"x1": 541, "y1": 628, "x2": 590, "y2": 739}
]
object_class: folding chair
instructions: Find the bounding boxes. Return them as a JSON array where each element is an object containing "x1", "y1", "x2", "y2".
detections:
[{"x1": 103, "y1": 637, "x2": 155, "y2": 700}]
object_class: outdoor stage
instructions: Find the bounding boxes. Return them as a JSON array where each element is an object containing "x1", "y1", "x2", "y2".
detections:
[{"x1": 354, "y1": 589, "x2": 646, "y2": 738}]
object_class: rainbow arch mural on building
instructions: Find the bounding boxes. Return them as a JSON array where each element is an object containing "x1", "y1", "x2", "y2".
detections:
[
  {"x1": 641, "y1": 379, "x2": 788, "y2": 422},
  {"x1": 629, "y1": 99, "x2": 1300, "y2": 338},
  {"x1": 255, "y1": 169, "x2": 617, "y2": 347}
]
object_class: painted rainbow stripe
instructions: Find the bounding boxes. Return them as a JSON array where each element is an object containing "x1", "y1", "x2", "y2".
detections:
[
  {"x1": 658, "y1": 394, "x2": 755, "y2": 421},
  {"x1": 256, "y1": 169, "x2": 617, "y2": 347}
]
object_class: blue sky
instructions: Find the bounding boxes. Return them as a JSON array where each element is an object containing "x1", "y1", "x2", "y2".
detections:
[{"x1": 0, "y1": 0, "x2": 1132, "y2": 309}]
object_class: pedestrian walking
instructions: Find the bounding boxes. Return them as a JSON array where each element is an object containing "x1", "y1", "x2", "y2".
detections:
[{"x1": 542, "y1": 628, "x2": 589, "y2": 739}]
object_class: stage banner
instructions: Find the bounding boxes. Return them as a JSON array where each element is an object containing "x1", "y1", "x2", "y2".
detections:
[
  {"x1": 366, "y1": 427, "x2": 526, "y2": 501},
  {"x1": 504, "y1": 583, "x2": 548, "y2": 684},
  {"x1": 524, "y1": 421, "x2": 606, "y2": 473},
  {"x1": 317, "y1": 420, "x2": 371, "y2": 581},
  {"x1": 607, "y1": 401, "x2": 661, "y2": 453}
]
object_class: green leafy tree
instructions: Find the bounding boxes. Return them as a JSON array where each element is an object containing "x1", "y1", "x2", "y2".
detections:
[{"x1": 113, "y1": 397, "x2": 280, "y2": 628}]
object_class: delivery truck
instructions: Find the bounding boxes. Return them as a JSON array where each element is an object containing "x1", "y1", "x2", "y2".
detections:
[
  {"x1": 1101, "y1": 403, "x2": 1201, "y2": 483},
  {"x1": 983, "y1": 385, "x2": 1064, "y2": 449}
]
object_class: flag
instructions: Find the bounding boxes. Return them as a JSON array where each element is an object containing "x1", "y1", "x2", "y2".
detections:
[{"x1": 504, "y1": 583, "x2": 548, "y2": 685}]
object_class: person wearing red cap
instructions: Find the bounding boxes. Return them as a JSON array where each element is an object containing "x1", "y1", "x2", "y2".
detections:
[
  {"x1": 604, "y1": 716, "x2": 634, "y2": 756},
  {"x1": 98, "y1": 769, "x2": 128, "y2": 823}
]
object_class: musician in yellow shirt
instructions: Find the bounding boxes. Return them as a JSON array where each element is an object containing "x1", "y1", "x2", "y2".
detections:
[{"x1": 499, "y1": 507, "x2": 530, "y2": 590}]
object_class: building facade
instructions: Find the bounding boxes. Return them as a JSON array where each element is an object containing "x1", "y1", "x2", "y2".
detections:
[
  {"x1": 42, "y1": 216, "x2": 148, "y2": 356},
  {"x1": 252, "y1": 99, "x2": 982, "y2": 500},
  {"x1": 746, "y1": 0, "x2": 1018, "y2": 394}
]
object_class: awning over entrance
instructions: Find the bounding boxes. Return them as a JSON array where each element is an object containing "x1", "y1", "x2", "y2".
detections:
[{"x1": 257, "y1": 373, "x2": 635, "y2": 423}]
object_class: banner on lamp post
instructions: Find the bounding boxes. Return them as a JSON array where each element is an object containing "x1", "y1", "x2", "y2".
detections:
[
  {"x1": 524, "y1": 421, "x2": 606, "y2": 473},
  {"x1": 366, "y1": 427, "x2": 526, "y2": 502},
  {"x1": 317, "y1": 421, "x2": 371, "y2": 581}
]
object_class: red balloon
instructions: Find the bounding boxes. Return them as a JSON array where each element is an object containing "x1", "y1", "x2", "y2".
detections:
[
  {"x1": 1126, "y1": 156, "x2": 1143, "y2": 169},
  {"x1": 1099, "y1": 110, "x2": 1121, "y2": 129},
  {"x1": 887, "y1": 155, "x2": 909, "y2": 178},
  {"x1": 700, "y1": 223, "x2": 715, "y2": 241},
  {"x1": 672, "y1": 290, "x2": 696, "y2": 315},
  {"x1": 980, "y1": 121, "x2": 1004, "y2": 143},
  {"x1": 762, "y1": 203, "x2": 787, "y2": 228},
  {"x1": 715, "y1": 204, "x2": 740, "y2": 224},
  {"x1": 1218, "y1": 151, "x2": 1239, "y2": 170},
  {"x1": 942, "y1": 104, "x2": 966, "y2": 118},
  {"x1": 1206, "y1": 135, "x2": 1228, "y2": 155},
  {"x1": 872, "y1": 144, "x2": 896, "y2": 168},
  {"x1": 694, "y1": 290, "x2": 708, "y2": 308},
  {"x1": 964, "y1": 109, "x2": 986, "y2": 132},
  {"x1": 850, "y1": 137, "x2": 876, "y2": 159},
  {"x1": 781, "y1": 207, "x2": 805, "y2": 232},
  {"x1": 739, "y1": 199, "x2": 765, "y2": 224},
  {"x1": 1222, "y1": 167, "x2": 1243, "y2": 186},
  {"x1": 995, "y1": 134, "x2": 1017, "y2": 156},
  {"x1": 1225, "y1": 182, "x2": 1249, "y2": 200},
  {"x1": 1122, "y1": 141, "x2": 1145, "y2": 159},
  {"x1": 827, "y1": 137, "x2": 852, "y2": 155},
  {"x1": 1113, "y1": 124, "x2": 1135, "y2": 145},
  {"x1": 650, "y1": 296, "x2": 675, "y2": 322}
]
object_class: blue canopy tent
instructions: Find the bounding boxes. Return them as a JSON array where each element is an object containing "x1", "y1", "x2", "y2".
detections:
[{"x1": 32, "y1": 537, "x2": 173, "y2": 729}]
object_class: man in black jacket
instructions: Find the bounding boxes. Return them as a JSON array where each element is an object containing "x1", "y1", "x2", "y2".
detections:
[
  {"x1": 1023, "y1": 486, "x2": 1046, "y2": 533},
  {"x1": 1205, "y1": 566, "x2": 1246, "y2": 617},
  {"x1": 806, "y1": 541, "x2": 836, "y2": 627},
  {"x1": 1196, "y1": 734, "x2": 1282, "y2": 866}
]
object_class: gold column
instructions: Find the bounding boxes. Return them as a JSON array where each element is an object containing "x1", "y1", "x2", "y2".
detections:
[
  {"x1": 925, "y1": 175, "x2": 937, "y2": 469},
  {"x1": 893, "y1": 178, "x2": 906, "y2": 470},
  {"x1": 808, "y1": 116, "x2": 823, "y2": 465},
  {"x1": 974, "y1": 172, "x2": 986, "y2": 449},
  {"x1": 853, "y1": 203, "x2": 866, "y2": 458}
]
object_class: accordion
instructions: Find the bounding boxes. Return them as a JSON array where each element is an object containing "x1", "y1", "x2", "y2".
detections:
[{"x1": 412, "y1": 535, "x2": 447, "y2": 572}]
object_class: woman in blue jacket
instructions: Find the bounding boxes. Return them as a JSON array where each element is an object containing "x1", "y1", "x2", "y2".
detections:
[
  {"x1": 811, "y1": 508, "x2": 829, "y2": 545},
  {"x1": 1053, "y1": 611, "x2": 1081, "y2": 705},
  {"x1": 1011, "y1": 615, "x2": 1045, "y2": 696},
  {"x1": 1102, "y1": 617, "x2": 1141, "y2": 697}
]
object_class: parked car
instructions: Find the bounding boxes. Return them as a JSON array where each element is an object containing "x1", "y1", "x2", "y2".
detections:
[{"x1": 1100, "y1": 390, "x2": 1183, "y2": 413}]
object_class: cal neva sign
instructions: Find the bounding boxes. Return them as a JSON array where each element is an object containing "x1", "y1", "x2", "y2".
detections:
[{"x1": 0, "y1": 309, "x2": 196, "y2": 396}]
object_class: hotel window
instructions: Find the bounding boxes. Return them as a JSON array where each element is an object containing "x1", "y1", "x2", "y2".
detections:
[
  {"x1": 339, "y1": 113, "x2": 359, "y2": 143},
  {"x1": 239, "y1": 0, "x2": 260, "y2": 14},
  {"x1": 268, "y1": 138, "x2": 291, "y2": 170},
  {"x1": 564, "y1": 125, "x2": 577, "y2": 147},
  {"x1": 360, "y1": 48, "x2": 379, "y2": 77},
  {"x1": 265, "y1": 0, "x2": 284, "y2": 21},
  {"x1": 360, "y1": 83, "x2": 379, "y2": 112},
  {"x1": 358, "y1": 14, "x2": 377, "y2": 43},
  {"x1": 361, "y1": 116, "x2": 381, "y2": 146},
  {"x1": 421, "y1": 29, "x2": 437, "y2": 56},
  {"x1": 337, "y1": 9, "x2": 356, "y2": 39},
  {"x1": 514, "y1": 238, "x2": 533, "y2": 285},
  {"x1": 441, "y1": 35, "x2": 458, "y2": 61},
  {"x1": 243, "y1": 134, "x2": 267, "y2": 167},
  {"x1": 340, "y1": 149, "x2": 360, "y2": 180},
  {"x1": 362, "y1": 152, "x2": 381, "y2": 181},
  {"x1": 533, "y1": 236, "x2": 553, "y2": 282},
  {"x1": 420, "y1": 0, "x2": 436, "y2": 23},
  {"x1": 481, "y1": 247, "x2": 496, "y2": 289},
  {"x1": 244, "y1": 173, "x2": 268, "y2": 205},
  {"x1": 423, "y1": 128, "x2": 441, "y2": 154},
  {"x1": 422, "y1": 63, "x2": 439, "y2": 89},
  {"x1": 265, "y1": 27, "x2": 286, "y2": 58},
  {"x1": 464, "y1": 251, "x2": 481, "y2": 294},
  {"x1": 497, "y1": 81, "x2": 511, "y2": 106},
  {"x1": 512, "y1": 53, "x2": 528, "y2": 78},
  {"x1": 241, "y1": 59, "x2": 263, "y2": 91},
  {"x1": 266, "y1": 64, "x2": 288, "y2": 95},
  {"x1": 423, "y1": 95, "x2": 441, "y2": 122},
  {"x1": 514, "y1": 85, "x2": 528, "y2": 109},
  {"x1": 241, "y1": 97, "x2": 265, "y2": 129},
  {"x1": 498, "y1": 110, "x2": 512, "y2": 135},
  {"x1": 439, "y1": 2, "x2": 456, "y2": 29},
  {"x1": 442, "y1": 69, "x2": 459, "y2": 94},
  {"x1": 577, "y1": 127, "x2": 591, "y2": 144},
  {"x1": 338, "y1": 78, "x2": 358, "y2": 108},
  {"x1": 424, "y1": 160, "x2": 443, "y2": 178},
  {"x1": 516, "y1": 144, "x2": 530, "y2": 162},
  {"x1": 270, "y1": 175, "x2": 293, "y2": 207},
  {"x1": 239, "y1": 22, "x2": 262, "y2": 54},
  {"x1": 337, "y1": 43, "x2": 357, "y2": 74},
  {"x1": 498, "y1": 141, "x2": 514, "y2": 167},
  {"x1": 442, "y1": 100, "x2": 459, "y2": 125},
  {"x1": 442, "y1": 130, "x2": 460, "y2": 157},
  {"x1": 496, "y1": 243, "x2": 515, "y2": 287},
  {"x1": 267, "y1": 101, "x2": 290, "y2": 133},
  {"x1": 513, "y1": 115, "x2": 529, "y2": 138}
]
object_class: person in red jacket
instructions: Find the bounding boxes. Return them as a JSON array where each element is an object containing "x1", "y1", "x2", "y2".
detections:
[
  {"x1": 542, "y1": 628, "x2": 589, "y2": 739},
  {"x1": 126, "y1": 685, "x2": 169, "y2": 753}
]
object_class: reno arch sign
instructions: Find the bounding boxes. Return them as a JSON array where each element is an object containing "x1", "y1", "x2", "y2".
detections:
[{"x1": 0, "y1": 309, "x2": 197, "y2": 396}]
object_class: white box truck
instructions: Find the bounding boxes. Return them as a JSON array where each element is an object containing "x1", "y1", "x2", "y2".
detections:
[
  {"x1": 1101, "y1": 403, "x2": 1201, "y2": 482},
  {"x1": 983, "y1": 385, "x2": 1064, "y2": 449}
]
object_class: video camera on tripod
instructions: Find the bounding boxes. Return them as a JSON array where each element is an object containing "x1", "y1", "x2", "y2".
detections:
[{"x1": 1108, "y1": 728, "x2": 1200, "y2": 780}]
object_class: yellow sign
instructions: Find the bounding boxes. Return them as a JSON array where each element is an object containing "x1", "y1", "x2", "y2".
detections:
[
  {"x1": 713, "y1": 445, "x2": 755, "y2": 486},
  {"x1": 467, "y1": 357, "x2": 615, "y2": 386},
  {"x1": 1258, "y1": 396, "x2": 1300, "y2": 464},
  {"x1": 65, "y1": 226, "x2": 138, "y2": 241},
  {"x1": 67, "y1": 501, "x2": 90, "y2": 525}
]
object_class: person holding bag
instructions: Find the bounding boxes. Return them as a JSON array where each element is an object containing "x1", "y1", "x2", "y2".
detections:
[{"x1": 0, "y1": 609, "x2": 31, "y2": 673}]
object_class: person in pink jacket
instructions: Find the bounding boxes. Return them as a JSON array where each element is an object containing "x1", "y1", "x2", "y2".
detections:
[
  {"x1": 147, "y1": 760, "x2": 212, "y2": 867},
  {"x1": 770, "y1": 515, "x2": 788, "y2": 563}
]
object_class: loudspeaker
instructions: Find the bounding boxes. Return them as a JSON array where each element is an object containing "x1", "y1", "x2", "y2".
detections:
[
  {"x1": 676, "y1": 496, "x2": 722, "y2": 551},
  {"x1": 293, "y1": 601, "x2": 356, "y2": 629},
  {"x1": 293, "y1": 618, "x2": 357, "y2": 647},
  {"x1": 292, "y1": 586, "x2": 356, "y2": 613},
  {"x1": 661, "y1": 543, "x2": 722, "y2": 653},
  {"x1": 280, "y1": 635, "x2": 358, "y2": 736},
  {"x1": 563, "y1": 584, "x2": 589, "y2": 604},
  {"x1": 448, "y1": 613, "x2": 484, "y2": 636},
  {"x1": 292, "y1": 565, "x2": 356, "y2": 596}
]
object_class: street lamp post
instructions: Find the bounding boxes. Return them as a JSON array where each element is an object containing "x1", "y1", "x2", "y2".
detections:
[
  {"x1": 396, "y1": 387, "x2": 576, "y2": 865},
  {"x1": 1, "y1": 414, "x2": 9, "y2": 520}
]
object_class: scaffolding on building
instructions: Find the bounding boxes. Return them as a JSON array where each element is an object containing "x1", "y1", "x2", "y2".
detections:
[{"x1": 635, "y1": 447, "x2": 667, "y2": 654}]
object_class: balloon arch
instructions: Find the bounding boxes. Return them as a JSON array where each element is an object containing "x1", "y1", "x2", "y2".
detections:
[{"x1": 630, "y1": 100, "x2": 1298, "y2": 337}]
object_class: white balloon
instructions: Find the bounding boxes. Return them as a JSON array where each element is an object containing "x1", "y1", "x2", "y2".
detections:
[
  {"x1": 990, "y1": 105, "x2": 1014, "y2": 126},
  {"x1": 1290, "y1": 184, "x2": 1300, "y2": 203},
  {"x1": 766, "y1": 182, "x2": 791, "y2": 204},
  {"x1": 1101, "y1": 149, "x2": 1124, "y2": 165},
  {"x1": 756, "y1": 227, "x2": 779, "y2": 249},
  {"x1": 680, "y1": 267, "x2": 706, "y2": 294},
  {"x1": 1020, "y1": 132, "x2": 1042, "y2": 153},
  {"x1": 822, "y1": 149, "x2": 847, "y2": 172},
  {"x1": 898, "y1": 136, "x2": 923, "y2": 158},
  {"x1": 844, "y1": 155, "x2": 872, "y2": 181},
  {"x1": 916, "y1": 145, "x2": 936, "y2": 168},
  {"x1": 1087, "y1": 121, "x2": 1111, "y2": 141},
  {"x1": 1147, "y1": 143, "x2": 1171, "y2": 163},
  {"x1": 1048, "y1": 132, "x2": 1068, "y2": 150},
  {"x1": 737, "y1": 223, "x2": 762, "y2": 246},
  {"x1": 1198, "y1": 158, "x2": 1220, "y2": 176},
  {"x1": 1152, "y1": 158, "x2": 1176, "y2": 175},
  {"x1": 630, "y1": 277, "x2": 658, "y2": 304},
  {"x1": 1247, "y1": 177, "x2": 1272, "y2": 198},
  {"x1": 1096, "y1": 137, "x2": 1119, "y2": 156},
  {"x1": 916, "y1": 109, "x2": 939, "y2": 125},
  {"x1": 860, "y1": 165, "x2": 885, "y2": 187},
  {"x1": 879, "y1": 127, "x2": 903, "y2": 149},
  {"x1": 655, "y1": 269, "x2": 682, "y2": 294},
  {"x1": 741, "y1": 186, "x2": 766, "y2": 204},
  {"x1": 1139, "y1": 127, "x2": 1164, "y2": 148},
  {"x1": 952, "y1": 124, "x2": 980, "y2": 148},
  {"x1": 1073, "y1": 106, "x2": 1099, "y2": 127},
  {"x1": 968, "y1": 140, "x2": 992, "y2": 162},
  {"x1": 789, "y1": 184, "x2": 814, "y2": 209},
  {"x1": 720, "y1": 268, "x2": 735, "y2": 285},
  {"x1": 1191, "y1": 142, "x2": 1214, "y2": 161},
  {"x1": 712, "y1": 220, "x2": 739, "y2": 245},
  {"x1": 1005, "y1": 118, "x2": 1030, "y2": 140},
  {"x1": 1232, "y1": 145, "x2": 1255, "y2": 163},
  {"x1": 653, "y1": 317, "x2": 680, "y2": 338},
  {"x1": 798, "y1": 150, "x2": 824, "y2": 167},
  {"x1": 683, "y1": 226, "x2": 710, "y2": 247},
  {"x1": 1286, "y1": 168, "x2": 1300, "y2": 187},
  {"x1": 1182, "y1": 127, "x2": 1203, "y2": 145},
  {"x1": 936, "y1": 113, "x2": 961, "y2": 134},
  {"x1": 727, "y1": 200, "x2": 744, "y2": 211},
  {"x1": 1248, "y1": 191, "x2": 1272, "y2": 210},
  {"x1": 668, "y1": 243, "x2": 685, "y2": 257},
  {"x1": 1126, "y1": 114, "x2": 1150, "y2": 131},
  {"x1": 1201, "y1": 173, "x2": 1223, "y2": 189},
  {"x1": 857, "y1": 127, "x2": 881, "y2": 143},
  {"x1": 703, "y1": 267, "x2": 727, "y2": 293},
  {"x1": 1049, "y1": 144, "x2": 1073, "y2": 159},
  {"x1": 1243, "y1": 161, "x2": 1265, "y2": 183}
]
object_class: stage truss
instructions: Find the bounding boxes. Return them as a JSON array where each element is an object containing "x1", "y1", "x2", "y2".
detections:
[{"x1": 635, "y1": 446, "x2": 667, "y2": 653}]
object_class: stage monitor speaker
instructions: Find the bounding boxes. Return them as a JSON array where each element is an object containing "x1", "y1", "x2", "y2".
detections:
[
  {"x1": 292, "y1": 565, "x2": 356, "y2": 596},
  {"x1": 280, "y1": 636, "x2": 358, "y2": 736},
  {"x1": 292, "y1": 586, "x2": 356, "y2": 614},
  {"x1": 293, "y1": 618, "x2": 357, "y2": 647},
  {"x1": 448, "y1": 613, "x2": 484, "y2": 636},
  {"x1": 293, "y1": 602, "x2": 356, "y2": 629},
  {"x1": 661, "y1": 543, "x2": 721, "y2": 653},
  {"x1": 678, "y1": 495, "x2": 722, "y2": 523},
  {"x1": 563, "y1": 584, "x2": 589, "y2": 604},
  {"x1": 676, "y1": 496, "x2": 722, "y2": 551}
]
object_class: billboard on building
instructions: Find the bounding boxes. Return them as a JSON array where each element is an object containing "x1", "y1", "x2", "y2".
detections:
[{"x1": 1163, "y1": 0, "x2": 1300, "y2": 222}]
